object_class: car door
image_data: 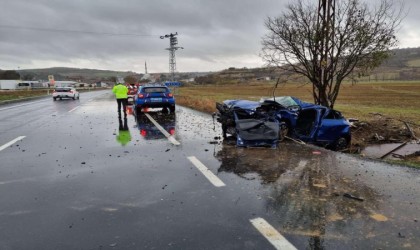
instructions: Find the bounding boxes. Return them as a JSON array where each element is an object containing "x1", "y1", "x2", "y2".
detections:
[
  {"x1": 294, "y1": 108, "x2": 322, "y2": 142},
  {"x1": 316, "y1": 109, "x2": 350, "y2": 143}
]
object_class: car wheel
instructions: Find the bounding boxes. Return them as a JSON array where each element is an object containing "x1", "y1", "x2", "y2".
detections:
[
  {"x1": 72, "y1": 96, "x2": 76, "y2": 100},
  {"x1": 53, "y1": 97, "x2": 56, "y2": 101},
  {"x1": 77, "y1": 95, "x2": 80, "y2": 100},
  {"x1": 59, "y1": 97, "x2": 62, "y2": 100},
  {"x1": 279, "y1": 122, "x2": 289, "y2": 142},
  {"x1": 135, "y1": 106, "x2": 142, "y2": 115},
  {"x1": 170, "y1": 106, "x2": 175, "y2": 113},
  {"x1": 226, "y1": 126, "x2": 236, "y2": 137},
  {"x1": 333, "y1": 137, "x2": 349, "y2": 151}
]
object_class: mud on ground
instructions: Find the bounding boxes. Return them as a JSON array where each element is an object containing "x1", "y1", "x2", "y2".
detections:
[{"x1": 350, "y1": 113, "x2": 420, "y2": 164}]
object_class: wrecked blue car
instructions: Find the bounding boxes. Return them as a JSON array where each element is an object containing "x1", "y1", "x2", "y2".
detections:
[
  {"x1": 215, "y1": 96, "x2": 351, "y2": 150},
  {"x1": 215, "y1": 100, "x2": 282, "y2": 148}
]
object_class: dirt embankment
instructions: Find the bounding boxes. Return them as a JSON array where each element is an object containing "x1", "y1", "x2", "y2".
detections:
[{"x1": 350, "y1": 113, "x2": 420, "y2": 164}]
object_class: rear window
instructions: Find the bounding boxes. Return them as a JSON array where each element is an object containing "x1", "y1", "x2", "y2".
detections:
[
  {"x1": 143, "y1": 87, "x2": 167, "y2": 93},
  {"x1": 56, "y1": 88, "x2": 71, "y2": 92}
]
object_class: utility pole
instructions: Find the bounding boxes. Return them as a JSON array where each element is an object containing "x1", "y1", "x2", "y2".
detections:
[
  {"x1": 316, "y1": 0, "x2": 336, "y2": 106},
  {"x1": 160, "y1": 32, "x2": 183, "y2": 81}
]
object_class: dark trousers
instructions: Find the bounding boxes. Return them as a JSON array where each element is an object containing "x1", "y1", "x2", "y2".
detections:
[{"x1": 117, "y1": 98, "x2": 128, "y2": 118}]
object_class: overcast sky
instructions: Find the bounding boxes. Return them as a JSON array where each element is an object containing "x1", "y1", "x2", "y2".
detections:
[{"x1": 0, "y1": 0, "x2": 419, "y2": 74}]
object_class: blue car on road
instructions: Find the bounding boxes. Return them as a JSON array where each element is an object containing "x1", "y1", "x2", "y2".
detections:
[{"x1": 133, "y1": 84, "x2": 175, "y2": 114}]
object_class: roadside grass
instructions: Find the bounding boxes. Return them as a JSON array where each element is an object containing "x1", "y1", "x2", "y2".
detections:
[
  {"x1": 0, "y1": 89, "x2": 50, "y2": 101},
  {"x1": 386, "y1": 159, "x2": 420, "y2": 169},
  {"x1": 0, "y1": 88, "x2": 107, "y2": 102}
]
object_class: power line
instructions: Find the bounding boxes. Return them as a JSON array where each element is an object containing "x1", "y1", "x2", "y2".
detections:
[{"x1": 0, "y1": 24, "x2": 158, "y2": 37}]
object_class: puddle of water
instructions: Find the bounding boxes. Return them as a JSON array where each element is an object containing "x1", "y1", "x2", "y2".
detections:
[{"x1": 362, "y1": 143, "x2": 420, "y2": 159}]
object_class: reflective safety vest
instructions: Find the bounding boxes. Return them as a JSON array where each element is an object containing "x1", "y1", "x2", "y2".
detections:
[{"x1": 112, "y1": 84, "x2": 128, "y2": 99}]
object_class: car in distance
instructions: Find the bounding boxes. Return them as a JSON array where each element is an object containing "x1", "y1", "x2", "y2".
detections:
[
  {"x1": 127, "y1": 83, "x2": 139, "y2": 104},
  {"x1": 133, "y1": 84, "x2": 175, "y2": 114},
  {"x1": 52, "y1": 87, "x2": 80, "y2": 101}
]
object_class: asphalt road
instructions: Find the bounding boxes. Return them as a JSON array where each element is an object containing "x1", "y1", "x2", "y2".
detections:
[{"x1": 0, "y1": 90, "x2": 419, "y2": 250}]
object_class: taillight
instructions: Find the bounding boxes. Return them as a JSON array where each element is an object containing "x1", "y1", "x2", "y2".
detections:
[
  {"x1": 138, "y1": 94, "x2": 144, "y2": 98},
  {"x1": 167, "y1": 93, "x2": 173, "y2": 98},
  {"x1": 140, "y1": 129, "x2": 147, "y2": 137},
  {"x1": 169, "y1": 128, "x2": 175, "y2": 135}
]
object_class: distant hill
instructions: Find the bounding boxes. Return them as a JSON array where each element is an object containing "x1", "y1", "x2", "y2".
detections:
[
  {"x1": 5, "y1": 47, "x2": 420, "y2": 84},
  {"x1": 195, "y1": 47, "x2": 420, "y2": 84},
  {"x1": 369, "y1": 47, "x2": 420, "y2": 81},
  {"x1": 7, "y1": 67, "x2": 212, "y2": 83},
  {"x1": 14, "y1": 67, "x2": 142, "y2": 83}
]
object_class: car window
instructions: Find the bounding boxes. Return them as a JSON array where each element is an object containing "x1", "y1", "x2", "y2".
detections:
[
  {"x1": 324, "y1": 110, "x2": 343, "y2": 119},
  {"x1": 56, "y1": 88, "x2": 71, "y2": 92},
  {"x1": 143, "y1": 87, "x2": 167, "y2": 93}
]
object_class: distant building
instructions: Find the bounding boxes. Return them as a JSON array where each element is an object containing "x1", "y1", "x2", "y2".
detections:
[
  {"x1": 0, "y1": 80, "x2": 18, "y2": 90},
  {"x1": 95, "y1": 82, "x2": 109, "y2": 87}
]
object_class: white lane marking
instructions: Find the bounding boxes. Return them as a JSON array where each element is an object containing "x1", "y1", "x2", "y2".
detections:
[
  {"x1": 68, "y1": 106, "x2": 79, "y2": 113},
  {"x1": 0, "y1": 136, "x2": 26, "y2": 152},
  {"x1": 0, "y1": 100, "x2": 47, "y2": 111},
  {"x1": 250, "y1": 218, "x2": 297, "y2": 250},
  {"x1": 144, "y1": 113, "x2": 180, "y2": 145},
  {"x1": 297, "y1": 160, "x2": 308, "y2": 169},
  {"x1": 187, "y1": 156, "x2": 225, "y2": 187}
]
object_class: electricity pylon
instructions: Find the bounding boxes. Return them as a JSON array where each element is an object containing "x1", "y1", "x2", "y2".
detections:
[{"x1": 160, "y1": 32, "x2": 183, "y2": 81}]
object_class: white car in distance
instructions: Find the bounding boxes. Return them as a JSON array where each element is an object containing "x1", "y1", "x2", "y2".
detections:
[{"x1": 52, "y1": 87, "x2": 80, "y2": 101}]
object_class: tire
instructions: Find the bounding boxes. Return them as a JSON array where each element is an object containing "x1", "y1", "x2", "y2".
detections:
[
  {"x1": 135, "y1": 106, "x2": 142, "y2": 115},
  {"x1": 169, "y1": 106, "x2": 175, "y2": 113},
  {"x1": 77, "y1": 95, "x2": 80, "y2": 100},
  {"x1": 226, "y1": 126, "x2": 236, "y2": 137},
  {"x1": 333, "y1": 136, "x2": 349, "y2": 151},
  {"x1": 53, "y1": 97, "x2": 57, "y2": 101},
  {"x1": 72, "y1": 96, "x2": 76, "y2": 100},
  {"x1": 279, "y1": 122, "x2": 289, "y2": 142}
]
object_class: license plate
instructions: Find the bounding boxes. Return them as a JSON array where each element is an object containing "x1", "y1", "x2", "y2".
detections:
[{"x1": 151, "y1": 98, "x2": 162, "y2": 102}]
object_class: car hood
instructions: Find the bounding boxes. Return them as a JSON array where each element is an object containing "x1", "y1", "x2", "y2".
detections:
[{"x1": 222, "y1": 100, "x2": 260, "y2": 111}]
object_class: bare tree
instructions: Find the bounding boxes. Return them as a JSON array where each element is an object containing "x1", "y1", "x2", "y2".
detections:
[
  {"x1": 124, "y1": 75, "x2": 138, "y2": 85},
  {"x1": 261, "y1": 0, "x2": 404, "y2": 108}
]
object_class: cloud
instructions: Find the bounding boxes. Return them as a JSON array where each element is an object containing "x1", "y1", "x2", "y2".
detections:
[{"x1": 0, "y1": 0, "x2": 418, "y2": 73}]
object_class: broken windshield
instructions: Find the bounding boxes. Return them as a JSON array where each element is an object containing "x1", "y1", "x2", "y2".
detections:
[{"x1": 271, "y1": 96, "x2": 298, "y2": 107}]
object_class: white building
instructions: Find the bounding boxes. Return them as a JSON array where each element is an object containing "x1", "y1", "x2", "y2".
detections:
[{"x1": 0, "y1": 80, "x2": 18, "y2": 90}]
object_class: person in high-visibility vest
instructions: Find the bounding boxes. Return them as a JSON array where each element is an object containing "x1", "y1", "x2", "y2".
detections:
[{"x1": 112, "y1": 82, "x2": 129, "y2": 118}]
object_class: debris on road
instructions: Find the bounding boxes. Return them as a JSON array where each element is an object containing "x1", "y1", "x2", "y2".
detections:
[{"x1": 343, "y1": 193, "x2": 364, "y2": 202}]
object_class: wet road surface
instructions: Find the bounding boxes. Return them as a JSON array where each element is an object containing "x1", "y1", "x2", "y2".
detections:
[{"x1": 0, "y1": 91, "x2": 419, "y2": 249}]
